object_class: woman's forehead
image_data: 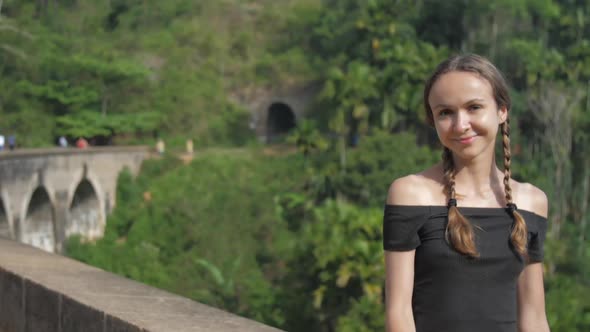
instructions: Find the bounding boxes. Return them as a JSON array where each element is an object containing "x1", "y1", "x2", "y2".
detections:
[{"x1": 429, "y1": 71, "x2": 494, "y2": 106}]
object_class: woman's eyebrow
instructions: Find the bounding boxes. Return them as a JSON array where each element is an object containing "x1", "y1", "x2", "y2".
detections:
[
  {"x1": 433, "y1": 98, "x2": 486, "y2": 110},
  {"x1": 433, "y1": 103, "x2": 452, "y2": 110},
  {"x1": 463, "y1": 98, "x2": 486, "y2": 105}
]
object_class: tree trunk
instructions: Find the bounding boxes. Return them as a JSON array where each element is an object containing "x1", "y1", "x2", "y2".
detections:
[
  {"x1": 528, "y1": 83, "x2": 582, "y2": 242},
  {"x1": 577, "y1": 162, "x2": 589, "y2": 256},
  {"x1": 339, "y1": 135, "x2": 346, "y2": 173},
  {"x1": 101, "y1": 84, "x2": 109, "y2": 117},
  {"x1": 490, "y1": 12, "x2": 498, "y2": 60}
]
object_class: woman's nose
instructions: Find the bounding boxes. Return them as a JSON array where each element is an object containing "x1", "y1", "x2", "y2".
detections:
[{"x1": 453, "y1": 111, "x2": 471, "y2": 133}]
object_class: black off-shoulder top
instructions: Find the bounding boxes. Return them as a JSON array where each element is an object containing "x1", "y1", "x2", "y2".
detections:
[{"x1": 383, "y1": 205, "x2": 548, "y2": 332}]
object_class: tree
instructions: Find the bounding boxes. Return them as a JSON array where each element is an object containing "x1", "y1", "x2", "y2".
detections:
[
  {"x1": 527, "y1": 82, "x2": 584, "y2": 241},
  {"x1": 0, "y1": 0, "x2": 35, "y2": 60},
  {"x1": 287, "y1": 119, "x2": 328, "y2": 162}
]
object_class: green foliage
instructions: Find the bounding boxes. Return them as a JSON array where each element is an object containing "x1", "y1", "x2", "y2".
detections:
[
  {"x1": 280, "y1": 200, "x2": 384, "y2": 331},
  {"x1": 0, "y1": 0, "x2": 313, "y2": 147},
  {"x1": 336, "y1": 296, "x2": 385, "y2": 332},
  {"x1": 546, "y1": 275, "x2": 590, "y2": 331},
  {"x1": 55, "y1": 111, "x2": 161, "y2": 138},
  {"x1": 325, "y1": 130, "x2": 439, "y2": 206},
  {"x1": 287, "y1": 120, "x2": 328, "y2": 159}
]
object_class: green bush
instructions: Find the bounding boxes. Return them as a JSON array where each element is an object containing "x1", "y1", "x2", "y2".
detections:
[
  {"x1": 279, "y1": 199, "x2": 385, "y2": 332},
  {"x1": 329, "y1": 130, "x2": 440, "y2": 207}
]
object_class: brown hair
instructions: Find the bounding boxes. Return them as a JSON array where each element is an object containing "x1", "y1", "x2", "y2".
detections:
[{"x1": 423, "y1": 54, "x2": 527, "y2": 258}]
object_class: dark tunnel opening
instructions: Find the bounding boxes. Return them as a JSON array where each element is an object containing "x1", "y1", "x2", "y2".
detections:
[{"x1": 266, "y1": 102, "x2": 296, "y2": 142}]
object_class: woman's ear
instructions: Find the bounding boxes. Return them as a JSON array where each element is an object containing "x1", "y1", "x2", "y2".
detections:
[{"x1": 498, "y1": 106, "x2": 508, "y2": 124}]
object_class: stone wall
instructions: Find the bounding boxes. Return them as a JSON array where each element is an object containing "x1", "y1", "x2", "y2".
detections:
[{"x1": 0, "y1": 238, "x2": 283, "y2": 332}]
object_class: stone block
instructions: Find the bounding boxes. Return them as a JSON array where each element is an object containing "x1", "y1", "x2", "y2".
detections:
[
  {"x1": 61, "y1": 295, "x2": 104, "y2": 332},
  {"x1": 24, "y1": 280, "x2": 59, "y2": 332},
  {"x1": 105, "y1": 314, "x2": 143, "y2": 332},
  {"x1": 0, "y1": 268, "x2": 24, "y2": 332}
]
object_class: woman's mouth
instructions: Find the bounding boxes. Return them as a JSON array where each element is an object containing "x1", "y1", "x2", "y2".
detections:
[{"x1": 456, "y1": 135, "x2": 477, "y2": 144}]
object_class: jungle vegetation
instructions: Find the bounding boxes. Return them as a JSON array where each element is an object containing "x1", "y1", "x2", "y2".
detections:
[{"x1": 2, "y1": 0, "x2": 589, "y2": 331}]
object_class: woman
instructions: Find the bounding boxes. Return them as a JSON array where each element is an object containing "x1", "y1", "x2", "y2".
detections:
[{"x1": 383, "y1": 54, "x2": 550, "y2": 332}]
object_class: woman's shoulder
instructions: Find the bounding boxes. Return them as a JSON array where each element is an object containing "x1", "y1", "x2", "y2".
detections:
[
  {"x1": 511, "y1": 179, "x2": 548, "y2": 218},
  {"x1": 387, "y1": 164, "x2": 444, "y2": 206}
]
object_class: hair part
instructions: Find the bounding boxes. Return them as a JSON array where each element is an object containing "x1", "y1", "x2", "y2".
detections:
[{"x1": 426, "y1": 54, "x2": 528, "y2": 259}]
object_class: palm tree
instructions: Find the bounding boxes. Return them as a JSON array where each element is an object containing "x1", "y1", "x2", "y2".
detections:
[{"x1": 287, "y1": 120, "x2": 328, "y2": 160}]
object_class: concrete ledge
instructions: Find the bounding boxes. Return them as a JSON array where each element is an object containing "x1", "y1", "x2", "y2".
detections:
[
  {"x1": 0, "y1": 146, "x2": 150, "y2": 161},
  {"x1": 0, "y1": 238, "x2": 283, "y2": 332}
]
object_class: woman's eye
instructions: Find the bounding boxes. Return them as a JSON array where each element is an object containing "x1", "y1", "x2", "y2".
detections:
[
  {"x1": 438, "y1": 110, "x2": 451, "y2": 117},
  {"x1": 469, "y1": 105, "x2": 482, "y2": 111}
]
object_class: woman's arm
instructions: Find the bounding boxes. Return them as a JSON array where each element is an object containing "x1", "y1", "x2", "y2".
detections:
[
  {"x1": 385, "y1": 250, "x2": 416, "y2": 332},
  {"x1": 517, "y1": 263, "x2": 550, "y2": 332},
  {"x1": 517, "y1": 184, "x2": 550, "y2": 332},
  {"x1": 384, "y1": 177, "x2": 424, "y2": 332}
]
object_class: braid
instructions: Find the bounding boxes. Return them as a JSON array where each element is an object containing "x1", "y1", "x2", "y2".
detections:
[
  {"x1": 502, "y1": 118, "x2": 514, "y2": 203},
  {"x1": 443, "y1": 147, "x2": 456, "y2": 199},
  {"x1": 443, "y1": 147, "x2": 479, "y2": 258},
  {"x1": 501, "y1": 120, "x2": 528, "y2": 258}
]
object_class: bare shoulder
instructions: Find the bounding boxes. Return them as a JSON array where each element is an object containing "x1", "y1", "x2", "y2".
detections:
[
  {"x1": 387, "y1": 164, "x2": 443, "y2": 206},
  {"x1": 511, "y1": 180, "x2": 548, "y2": 218}
]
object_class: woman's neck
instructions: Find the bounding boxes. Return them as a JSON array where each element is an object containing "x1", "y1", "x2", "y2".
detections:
[{"x1": 452, "y1": 153, "x2": 504, "y2": 199}]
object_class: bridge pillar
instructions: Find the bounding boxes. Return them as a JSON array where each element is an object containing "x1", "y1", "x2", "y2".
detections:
[{"x1": 53, "y1": 190, "x2": 69, "y2": 253}]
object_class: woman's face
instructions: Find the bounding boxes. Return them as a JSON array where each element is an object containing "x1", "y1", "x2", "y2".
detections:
[{"x1": 428, "y1": 71, "x2": 507, "y2": 160}]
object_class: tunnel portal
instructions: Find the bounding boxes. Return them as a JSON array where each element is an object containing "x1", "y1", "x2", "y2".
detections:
[{"x1": 266, "y1": 102, "x2": 296, "y2": 142}]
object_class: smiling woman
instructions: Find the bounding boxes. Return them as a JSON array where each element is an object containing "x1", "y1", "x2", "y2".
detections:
[
  {"x1": 428, "y1": 72, "x2": 506, "y2": 162},
  {"x1": 383, "y1": 54, "x2": 550, "y2": 332}
]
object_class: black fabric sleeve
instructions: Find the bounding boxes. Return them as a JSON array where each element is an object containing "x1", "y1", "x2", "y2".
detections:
[
  {"x1": 528, "y1": 215, "x2": 548, "y2": 263},
  {"x1": 382, "y1": 205, "x2": 427, "y2": 251}
]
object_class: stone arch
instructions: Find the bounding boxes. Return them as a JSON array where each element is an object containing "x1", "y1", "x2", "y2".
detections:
[
  {"x1": 67, "y1": 179, "x2": 104, "y2": 239},
  {"x1": 266, "y1": 102, "x2": 296, "y2": 142},
  {"x1": 65, "y1": 163, "x2": 108, "y2": 239},
  {"x1": 0, "y1": 195, "x2": 9, "y2": 238},
  {"x1": 1, "y1": 191, "x2": 13, "y2": 238},
  {"x1": 22, "y1": 186, "x2": 56, "y2": 252}
]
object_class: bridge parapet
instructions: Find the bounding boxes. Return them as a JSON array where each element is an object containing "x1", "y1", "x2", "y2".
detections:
[
  {"x1": 0, "y1": 238, "x2": 283, "y2": 332},
  {"x1": 0, "y1": 146, "x2": 150, "y2": 160}
]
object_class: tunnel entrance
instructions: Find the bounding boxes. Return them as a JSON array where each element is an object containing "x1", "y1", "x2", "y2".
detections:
[
  {"x1": 68, "y1": 179, "x2": 102, "y2": 239},
  {"x1": 0, "y1": 198, "x2": 9, "y2": 238},
  {"x1": 266, "y1": 102, "x2": 296, "y2": 142},
  {"x1": 23, "y1": 187, "x2": 55, "y2": 252}
]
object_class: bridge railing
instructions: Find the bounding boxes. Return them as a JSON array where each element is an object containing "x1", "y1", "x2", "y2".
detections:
[
  {"x1": 0, "y1": 238, "x2": 283, "y2": 332},
  {"x1": 0, "y1": 146, "x2": 151, "y2": 160}
]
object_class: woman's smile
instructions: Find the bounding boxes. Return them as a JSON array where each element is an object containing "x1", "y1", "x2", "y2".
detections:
[{"x1": 455, "y1": 135, "x2": 478, "y2": 144}]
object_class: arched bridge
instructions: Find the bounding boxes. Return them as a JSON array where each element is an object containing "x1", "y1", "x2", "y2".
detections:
[{"x1": 0, "y1": 146, "x2": 148, "y2": 253}]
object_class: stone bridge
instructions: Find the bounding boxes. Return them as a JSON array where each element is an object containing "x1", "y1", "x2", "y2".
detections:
[{"x1": 0, "y1": 146, "x2": 148, "y2": 253}]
